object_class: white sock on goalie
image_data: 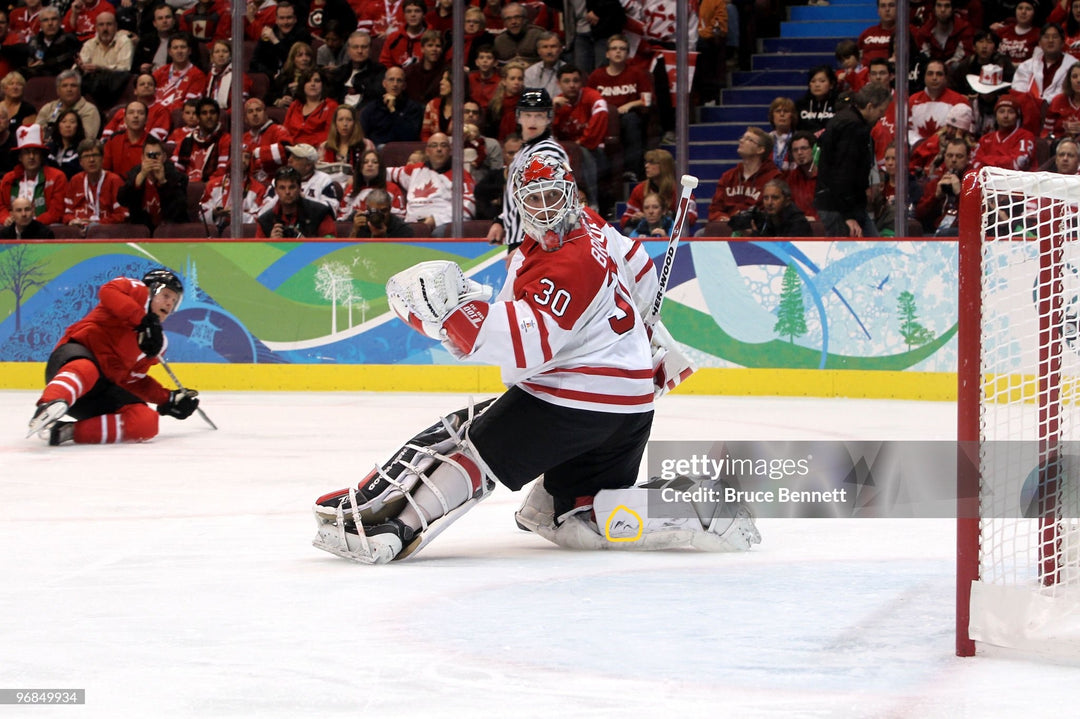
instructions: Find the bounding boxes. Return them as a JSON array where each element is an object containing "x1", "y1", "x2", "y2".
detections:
[{"x1": 515, "y1": 475, "x2": 761, "y2": 552}]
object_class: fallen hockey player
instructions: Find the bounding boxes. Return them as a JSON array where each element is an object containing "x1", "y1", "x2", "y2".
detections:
[
  {"x1": 313, "y1": 153, "x2": 760, "y2": 563},
  {"x1": 26, "y1": 268, "x2": 201, "y2": 445}
]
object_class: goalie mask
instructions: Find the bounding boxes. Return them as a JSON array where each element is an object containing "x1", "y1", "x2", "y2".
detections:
[
  {"x1": 143, "y1": 268, "x2": 184, "y2": 309},
  {"x1": 513, "y1": 154, "x2": 582, "y2": 251}
]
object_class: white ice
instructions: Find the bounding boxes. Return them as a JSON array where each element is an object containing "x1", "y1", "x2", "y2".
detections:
[{"x1": 1, "y1": 390, "x2": 1079, "y2": 718}]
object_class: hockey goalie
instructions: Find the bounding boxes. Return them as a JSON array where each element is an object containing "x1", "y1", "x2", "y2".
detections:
[{"x1": 312, "y1": 153, "x2": 761, "y2": 563}]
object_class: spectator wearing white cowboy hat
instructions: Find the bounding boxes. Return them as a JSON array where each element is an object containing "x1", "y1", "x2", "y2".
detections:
[
  {"x1": 0, "y1": 124, "x2": 68, "y2": 226},
  {"x1": 969, "y1": 62, "x2": 1043, "y2": 136},
  {"x1": 951, "y1": 31, "x2": 1015, "y2": 96}
]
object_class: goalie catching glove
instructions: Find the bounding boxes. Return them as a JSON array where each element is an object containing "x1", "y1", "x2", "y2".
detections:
[
  {"x1": 158, "y1": 389, "x2": 199, "y2": 419},
  {"x1": 387, "y1": 260, "x2": 492, "y2": 347}
]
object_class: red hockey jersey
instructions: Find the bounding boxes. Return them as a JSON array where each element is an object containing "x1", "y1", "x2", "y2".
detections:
[
  {"x1": 440, "y1": 209, "x2": 657, "y2": 414},
  {"x1": 56, "y1": 277, "x2": 172, "y2": 406}
]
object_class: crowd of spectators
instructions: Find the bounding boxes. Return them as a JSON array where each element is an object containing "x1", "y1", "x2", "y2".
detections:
[
  {"x1": 706, "y1": 0, "x2": 1080, "y2": 239},
  {"x1": 0, "y1": 0, "x2": 734, "y2": 240}
]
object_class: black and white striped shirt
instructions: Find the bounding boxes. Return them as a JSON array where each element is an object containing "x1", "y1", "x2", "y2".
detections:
[{"x1": 496, "y1": 131, "x2": 569, "y2": 250}]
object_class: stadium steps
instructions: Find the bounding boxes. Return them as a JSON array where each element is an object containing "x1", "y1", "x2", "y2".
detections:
[{"x1": 686, "y1": 0, "x2": 877, "y2": 212}]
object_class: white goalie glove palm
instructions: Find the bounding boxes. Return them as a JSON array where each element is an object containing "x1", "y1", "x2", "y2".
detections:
[{"x1": 387, "y1": 260, "x2": 492, "y2": 340}]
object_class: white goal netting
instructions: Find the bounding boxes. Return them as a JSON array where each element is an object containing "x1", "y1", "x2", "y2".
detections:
[{"x1": 968, "y1": 167, "x2": 1080, "y2": 656}]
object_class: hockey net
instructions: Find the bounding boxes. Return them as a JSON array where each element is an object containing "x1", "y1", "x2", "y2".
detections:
[{"x1": 957, "y1": 167, "x2": 1080, "y2": 658}]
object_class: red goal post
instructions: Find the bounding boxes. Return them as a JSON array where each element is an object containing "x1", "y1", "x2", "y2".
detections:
[{"x1": 957, "y1": 166, "x2": 1080, "y2": 658}]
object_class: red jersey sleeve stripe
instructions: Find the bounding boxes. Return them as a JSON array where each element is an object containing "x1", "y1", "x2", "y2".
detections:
[
  {"x1": 625, "y1": 240, "x2": 643, "y2": 261},
  {"x1": 634, "y1": 261, "x2": 655, "y2": 283},
  {"x1": 522, "y1": 382, "x2": 654, "y2": 406},
  {"x1": 506, "y1": 302, "x2": 527, "y2": 368}
]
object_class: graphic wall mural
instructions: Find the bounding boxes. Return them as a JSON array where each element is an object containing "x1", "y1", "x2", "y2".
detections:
[{"x1": 0, "y1": 239, "x2": 959, "y2": 371}]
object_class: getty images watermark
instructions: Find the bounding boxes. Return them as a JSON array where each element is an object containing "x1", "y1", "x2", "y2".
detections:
[{"x1": 644, "y1": 440, "x2": 1016, "y2": 519}]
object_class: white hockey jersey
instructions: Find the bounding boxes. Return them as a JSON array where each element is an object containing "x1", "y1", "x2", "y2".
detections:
[
  {"x1": 387, "y1": 162, "x2": 475, "y2": 226},
  {"x1": 440, "y1": 208, "x2": 658, "y2": 414}
]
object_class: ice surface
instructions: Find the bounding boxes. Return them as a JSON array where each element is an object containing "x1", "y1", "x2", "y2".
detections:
[{"x1": 1, "y1": 390, "x2": 1078, "y2": 718}]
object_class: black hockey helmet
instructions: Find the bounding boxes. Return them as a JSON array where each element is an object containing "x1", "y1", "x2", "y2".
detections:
[
  {"x1": 517, "y1": 88, "x2": 553, "y2": 118},
  {"x1": 143, "y1": 268, "x2": 184, "y2": 306}
]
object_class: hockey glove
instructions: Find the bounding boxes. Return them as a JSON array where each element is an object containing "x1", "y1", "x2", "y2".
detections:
[
  {"x1": 136, "y1": 312, "x2": 164, "y2": 356},
  {"x1": 158, "y1": 389, "x2": 199, "y2": 419}
]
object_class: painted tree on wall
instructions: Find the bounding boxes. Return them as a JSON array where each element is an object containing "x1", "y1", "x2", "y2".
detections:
[
  {"x1": 314, "y1": 261, "x2": 353, "y2": 335},
  {"x1": 897, "y1": 290, "x2": 935, "y2": 349},
  {"x1": 774, "y1": 263, "x2": 807, "y2": 343},
  {"x1": 0, "y1": 245, "x2": 48, "y2": 333}
]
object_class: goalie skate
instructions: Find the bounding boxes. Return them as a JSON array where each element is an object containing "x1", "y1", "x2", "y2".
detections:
[{"x1": 314, "y1": 493, "x2": 488, "y2": 564}]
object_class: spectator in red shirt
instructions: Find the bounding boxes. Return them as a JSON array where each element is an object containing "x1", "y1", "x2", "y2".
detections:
[
  {"x1": 64, "y1": 138, "x2": 129, "y2": 227},
  {"x1": 708, "y1": 127, "x2": 781, "y2": 222},
  {"x1": 102, "y1": 74, "x2": 172, "y2": 142},
  {"x1": 64, "y1": 0, "x2": 112, "y2": 42},
  {"x1": 972, "y1": 94, "x2": 1037, "y2": 170},
  {"x1": 586, "y1": 34, "x2": 652, "y2": 181},
  {"x1": 379, "y1": 0, "x2": 427, "y2": 69},
  {"x1": 9, "y1": 0, "x2": 44, "y2": 43},
  {"x1": 552, "y1": 64, "x2": 609, "y2": 210},
  {"x1": 0, "y1": 124, "x2": 68, "y2": 226},
  {"x1": 785, "y1": 131, "x2": 818, "y2": 221},
  {"x1": 469, "y1": 46, "x2": 501, "y2": 120},
  {"x1": 1044, "y1": 63, "x2": 1080, "y2": 138},
  {"x1": 243, "y1": 98, "x2": 293, "y2": 185},
  {"x1": 153, "y1": 33, "x2": 207, "y2": 112},
  {"x1": 104, "y1": 101, "x2": 150, "y2": 178},
  {"x1": 620, "y1": 148, "x2": 698, "y2": 231},
  {"x1": 916, "y1": 0, "x2": 974, "y2": 70},
  {"x1": 283, "y1": 69, "x2": 338, "y2": 147},
  {"x1": 916, "y1": 136, "x2": 971, "y2": 235},
  {"x1": 991, "y1": 0, "x2": 1040, "y2": 64},
  {"x1": 859, "y1": 0, "x2": 901, "y2": 63}
]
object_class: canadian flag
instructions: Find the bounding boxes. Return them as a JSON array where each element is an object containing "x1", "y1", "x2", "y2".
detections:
[{"x1": 656, "y1": 49, "x2": 698, "y2": 105}]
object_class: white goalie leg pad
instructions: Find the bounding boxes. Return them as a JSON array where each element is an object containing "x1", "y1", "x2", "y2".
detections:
[
  {"x1": 313, "y1": 420, "x2": 499, "y2": 564},
  {"x1": 517, "y1": 476, "x2": 761, "y2": 552}
]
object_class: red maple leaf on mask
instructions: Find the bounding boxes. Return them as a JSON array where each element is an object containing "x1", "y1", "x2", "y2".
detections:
[
  {"x1": 522, "y1": 157, "x2": 558, "y2": 183},
  {"x1": 412, "y1": 181, "x2": 438, "y2": 198}
]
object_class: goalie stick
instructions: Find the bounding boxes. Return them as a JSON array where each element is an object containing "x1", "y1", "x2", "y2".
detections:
[
  {"x1": 647, "y1": 174, "x2": 698, "y2": 325},
  {"x1": 159, "y1": 357, "x2": 218, "y2": 430}
]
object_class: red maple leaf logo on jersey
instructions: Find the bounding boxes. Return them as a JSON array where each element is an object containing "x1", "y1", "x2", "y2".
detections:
[
  {"x1": 412, "y1": 180, "x2": 438, "y2": 198},
  {"x1": 920, "y1": 116, "x2": 940, "y2": 139},
  {"x1": 522, "y1": 158, "x2": 558, "y2": 183}
]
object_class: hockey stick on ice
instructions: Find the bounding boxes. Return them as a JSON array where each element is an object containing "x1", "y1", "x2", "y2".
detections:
[
  {"x1": 158, "y1": 357, "x2": 218, "y2": 430},
  {"x1": 647, "y1": 174, "x2": 698, "y2": 325}
]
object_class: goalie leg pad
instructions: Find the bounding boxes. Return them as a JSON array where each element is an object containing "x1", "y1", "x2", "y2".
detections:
[
  {"x1": 516, "y1": 476, "x2": 761, "y2": 552},
  {"x1": 314, "y1": 399, "x2": 495, "y2": 524},
  {"x1": 313, "y1": 401, "x2": 499, "y2": 564}
]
